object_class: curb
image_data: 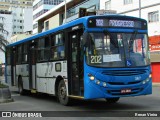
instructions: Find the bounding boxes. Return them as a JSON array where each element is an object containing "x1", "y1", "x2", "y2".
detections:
[
  {"x1": 0, "y1": 87, "x2": 14, "y2": 104},
  {"x1": 0, "y1": 98, "x2": 14, "y2": 104}
]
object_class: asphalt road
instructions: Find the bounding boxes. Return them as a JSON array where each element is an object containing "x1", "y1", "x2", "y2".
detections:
[{"x1": 0, "y1": 85, "x2": 160, "y2": 120}]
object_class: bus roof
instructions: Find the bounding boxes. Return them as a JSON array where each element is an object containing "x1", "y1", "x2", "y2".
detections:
[{"x1": 7, "y1": 15, "x2": 146, "y2": 47}]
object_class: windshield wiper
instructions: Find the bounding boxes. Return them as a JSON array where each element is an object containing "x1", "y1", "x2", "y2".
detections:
[
  {"x1": 129, "y1": 30, "x2": 138, "y2": 52},
  {"x1": 103, "y1": 30, "x2": 118, "y2": 48}
]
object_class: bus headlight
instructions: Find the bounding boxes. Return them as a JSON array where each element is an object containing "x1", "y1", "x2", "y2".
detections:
[
  {"x1": 103, "y1": 82, "x2": 107, "y2": 87},
  {"x1": 142, "y1": 78, "x2": 150, "y2": 84},
  {"x1": 96, "y1": 80, "x2": 100, "y2": 85},
  {"x1": 88, "y1": 73, "x2": 95, "y2": 81},
  {"x1": 149, "y1": 74, "x2": 152, "y2": 78}
]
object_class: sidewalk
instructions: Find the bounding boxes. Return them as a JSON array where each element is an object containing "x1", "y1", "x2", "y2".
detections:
[{"x1": 0, "y1": 76, "x2": 5, "y2": 84}]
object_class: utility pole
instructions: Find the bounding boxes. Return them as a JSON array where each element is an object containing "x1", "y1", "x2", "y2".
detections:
[
  {"x1": 139, "y1": 0, "x2": 141, "y2": 18},
  {"x1": 64, "y1": 0, "x2": 67, "y2": 23}
]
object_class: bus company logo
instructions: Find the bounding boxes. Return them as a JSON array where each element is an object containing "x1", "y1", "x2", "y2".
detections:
[
  {"x1": 1, "y1": 112, "x2": 42, "y2": 118},
  {"x1": 2, "y1": 112, "x2": 11, "y2": 117},
  {"x1": 135, "y1": 76, "x2": 141, "y2": 81}
]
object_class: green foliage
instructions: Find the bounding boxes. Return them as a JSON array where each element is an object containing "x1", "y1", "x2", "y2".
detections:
[{"x1": 0, "y1": 82, "x2": 8, "y2": 88}]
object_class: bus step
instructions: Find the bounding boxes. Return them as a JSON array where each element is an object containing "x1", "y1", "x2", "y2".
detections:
[{"x1": 31, "y1": 89, "x2": 37, "y2": 94}]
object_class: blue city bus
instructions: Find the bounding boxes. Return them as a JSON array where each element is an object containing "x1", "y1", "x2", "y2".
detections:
[{"x1": 5, "y1": 15, "x2": 152, "y2": 105}]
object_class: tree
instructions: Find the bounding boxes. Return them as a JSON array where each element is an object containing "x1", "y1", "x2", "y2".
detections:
[{"x1": 0, "y1": 16, "x2": 9, "y2": 52}]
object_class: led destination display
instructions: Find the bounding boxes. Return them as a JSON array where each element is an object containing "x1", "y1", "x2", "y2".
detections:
[{"x1": 88, "y1": 17, "x2": 147, "y2": 29}]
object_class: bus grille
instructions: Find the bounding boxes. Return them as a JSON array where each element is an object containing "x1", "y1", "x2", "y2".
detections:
[
  {"x1": 102, "y1": 70, "x2": 146, "y2": 76},
  {"x1": 107, "y1": 88, "x2": 143, "y2": 96},
  {"x1": 108, "y1": 81, "x2": 141, "y2": 85}
]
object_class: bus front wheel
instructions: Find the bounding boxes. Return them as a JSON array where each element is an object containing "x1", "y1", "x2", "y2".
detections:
[
  {"x1": 57, "y1": 80, "x2": 70, "y2": 106},
  {"x1": 105, "y1": 98, "x2": 120, "y2": 103}
]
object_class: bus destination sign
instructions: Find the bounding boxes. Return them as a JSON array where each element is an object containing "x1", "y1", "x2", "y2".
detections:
[
  {"x1": 109, "y1": 20, "x2": 134, "y2": 27},
  {"x1": 88, "y1": 18, "x2": 146, "y2": 29},
  {"x1": 96, "y1": 19, "x2": 135, "y2": 27}
]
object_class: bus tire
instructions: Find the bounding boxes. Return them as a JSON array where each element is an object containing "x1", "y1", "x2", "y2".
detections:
[
  {"x1": 105, "y1": 97, "x2": 120, "y2": 103},
  {"x1": 57, "y1": 80, "x2": 70, "y2": 106},
  {"x1": 18, "y1": 77, "x2": 25, "y2": 95}
]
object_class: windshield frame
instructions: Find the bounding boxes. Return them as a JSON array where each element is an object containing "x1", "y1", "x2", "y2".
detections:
[{"x1": 84, "y1": 31, "x2": 150, "y2": 68}]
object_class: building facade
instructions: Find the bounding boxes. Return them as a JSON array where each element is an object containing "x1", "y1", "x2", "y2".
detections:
[
  {"x1": 33, "y1": 0, "x2": 64, "y2": 34},
  {"x1": 0, "y1": 11, "x2": 13, "y2": 63},
  {"x1": 10, "y1": 32, "x2": 32, "y2": 43},
  {"x1": 36, "y1": 0, "x2": 100, "y2": 33},
  {"x1": 100, "y1": 0, "x2": 160, "y2": 36},
  {"x1": 0, "y1": 0, "x2": 34, "y2": 63},
  {"x1": 0, "y1": 0, "x2": 34, "y2": 42},
  {"x1": 0, "y1": 11, "x2": 13, "y2": 41}
]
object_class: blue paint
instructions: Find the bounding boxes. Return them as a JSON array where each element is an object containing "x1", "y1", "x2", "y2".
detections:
[{"x1": 83, "y1": 59, "x2": 152, "y2": 99}]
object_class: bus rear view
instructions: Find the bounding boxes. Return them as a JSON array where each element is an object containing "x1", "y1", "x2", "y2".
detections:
[{"x1": 83, "y1": 15, "x2": 152, "y2": 103}]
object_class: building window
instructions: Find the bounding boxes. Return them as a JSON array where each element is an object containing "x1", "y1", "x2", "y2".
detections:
[
  {"x1": 124, "y1": 0, "x2": 132, "y2": 5},
  {"x1": 105, "y1": 0, "x2": 111, "y2": 10},
  {"x1": 45, "y1": 21, "x2": 49, "y2": 31},
  {"x1": 33, "y1": 9, "x2": 49, "y2": 20},
  {"x1": 33, "y1": 23, "x2": 38, "y2": 29},
  {"x1": 33, "y1": 0, "x2": 64, "y2": 11},
  {"x1": 148, "y1": 11, "x2": 159, "y2": 23}
]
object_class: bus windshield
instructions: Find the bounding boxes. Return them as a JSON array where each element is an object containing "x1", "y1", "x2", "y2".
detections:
[{"x1": 85, "y1": 32, "x2": 150, "y2": 67}]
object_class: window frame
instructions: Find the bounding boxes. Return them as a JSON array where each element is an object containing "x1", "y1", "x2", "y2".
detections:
[
  {"x1": 17, "y1": 45, "x2": 22, "y2": 64},
  {"x1": 37, "y1": 35, "x2": 51, "y2": 62},
  {"x1": 124, "y1": 0, "x2": 132, "y2": 5},
  {"x1": 148, "y1": 11, "x2": 159, "y2": 23},
  {"x1": 22, "y1": 43, "x2": 28, "y2": 63},
  {"x1": 50, "y1": 32, "x2": 65, "y2": 61}
]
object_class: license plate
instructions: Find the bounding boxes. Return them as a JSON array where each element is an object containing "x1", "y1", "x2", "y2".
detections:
[{"x1": 121, "y1": 89, "x2": 131, "y2": 94}]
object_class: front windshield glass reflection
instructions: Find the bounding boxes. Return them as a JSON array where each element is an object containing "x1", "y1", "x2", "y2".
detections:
[{"x1": 85, "y1": 32, "x2": 150, "y2": 67}]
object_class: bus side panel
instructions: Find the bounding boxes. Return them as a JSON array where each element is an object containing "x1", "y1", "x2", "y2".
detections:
[
  {"x1": 16, "y1": 64, "x2": 29, "y2": 90},
  {"x1": 36, "y1": 61, "x2": 67, "y2": 95},
  {"x1": 47, "y1": 78, "x2": 56, "y2": 94},
  {"x1": 6, "y1": 65, "x2": 12, "y2": 86}
]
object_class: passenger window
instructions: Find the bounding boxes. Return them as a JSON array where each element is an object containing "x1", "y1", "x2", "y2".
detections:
[
  {"x1": 17, "y1": 46, "x2": 22, "y2": 64},
  {"x1": 22, "y1": 44, "x2": 28, "y2": 63},
  {"x1": 37, "y1": 36, "x2": 50, "y2": 61},
  {"x1": 51, "y1": 33, "x2": 65, "y2": 60}
]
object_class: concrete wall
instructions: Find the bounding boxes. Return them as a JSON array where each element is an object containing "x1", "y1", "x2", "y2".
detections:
[
  {"x1": 23, "y1": 7, "x2": 33, "y2": 32},
  {"x1": 48, "y1": 14, "x2": 60, "y2": 30},
  {"x1": 0, "y1": 14, "x2": 13, "y2": 42}
]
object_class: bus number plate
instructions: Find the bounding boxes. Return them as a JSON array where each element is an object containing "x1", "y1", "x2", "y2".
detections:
[{"x1": 121, "y1": 89, "x2": 131, "y2": 94}]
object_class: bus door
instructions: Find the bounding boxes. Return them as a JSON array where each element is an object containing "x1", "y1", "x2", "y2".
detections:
[
  {"x1": 11, "y1": 48, "x2": 16, "y2": 86},
  {"x1": 68, "y1": 28, "x2": 84, "y2": 96},
  {"x1": 29, "y1": 43, "x2": 36, "y2": 90}
]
